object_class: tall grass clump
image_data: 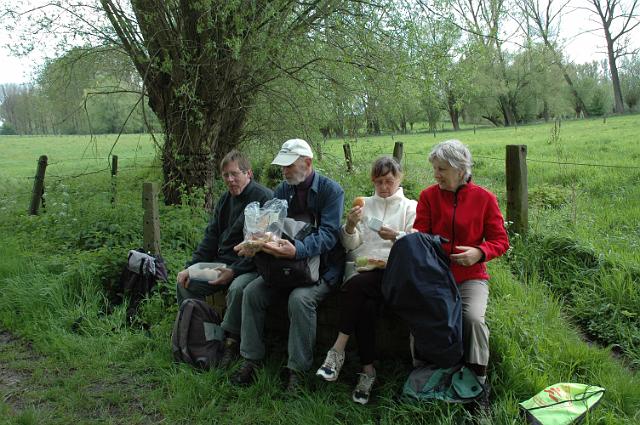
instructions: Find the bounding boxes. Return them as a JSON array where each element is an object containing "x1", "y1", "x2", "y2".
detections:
[{"x1": 508, "y1": 232, "x2": 640, "y2": 367}]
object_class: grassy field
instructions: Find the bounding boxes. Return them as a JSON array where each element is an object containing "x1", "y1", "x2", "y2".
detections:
[{"x1": 0, "y1": 115, "x2": 639, "y2": 424}]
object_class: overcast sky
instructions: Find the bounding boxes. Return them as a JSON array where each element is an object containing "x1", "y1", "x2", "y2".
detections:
[{"x1": 0, "y1": 3, "x2": 632, "y2": 86}]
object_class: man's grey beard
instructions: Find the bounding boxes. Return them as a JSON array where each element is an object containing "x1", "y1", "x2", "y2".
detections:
[
  {"x1": 286, "y1": 176, "x2": 304, "y2": 185},
  {"x1": 285, "y1": 171, "x2": 306, "y2": 185}
]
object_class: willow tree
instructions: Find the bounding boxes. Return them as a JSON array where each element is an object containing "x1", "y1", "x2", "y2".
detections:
[
  {"x1": 2, "y1": 0, "x2": 381, "y2": 205},
  {"x1": 92, "y1": 1, "x2": 381, "y2": 205}
]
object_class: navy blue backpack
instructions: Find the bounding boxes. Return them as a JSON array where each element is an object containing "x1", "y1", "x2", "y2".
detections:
[{"x1": 381, "y1": 232, "x2": 463, "y2": 368}]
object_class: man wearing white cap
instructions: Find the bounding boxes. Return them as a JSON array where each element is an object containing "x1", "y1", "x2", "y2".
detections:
[{"x1": 231, "y1": 138, "x2": 345, "y2": 393}]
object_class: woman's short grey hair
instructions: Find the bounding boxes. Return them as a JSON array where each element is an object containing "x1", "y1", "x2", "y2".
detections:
[
  {"x1": 428, "y1": 139, "x2": 473, "y2": 181},
  {"x1": 371, "y1": 156, "x2": 402, "y2": 179}
]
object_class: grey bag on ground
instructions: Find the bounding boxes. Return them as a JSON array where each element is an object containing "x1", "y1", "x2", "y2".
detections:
[{"x1": 171, "y1": 298, "x2": 224, "y2": 369}]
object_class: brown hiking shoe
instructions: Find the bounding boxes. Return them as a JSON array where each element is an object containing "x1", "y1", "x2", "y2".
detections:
[
  {"x1": 219, "y1": 338, "x2": 239, "y2": 369},
  {"x1": 231, "y1": 359, "x2": 260, "y2": 387},
  {"x1": 285, "y1": 369, "x2": 304, "y2": 395}
]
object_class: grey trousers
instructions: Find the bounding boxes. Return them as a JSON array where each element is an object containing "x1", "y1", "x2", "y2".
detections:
[
  {"x1": 176, "y1": 272, "x2": 258, "y2": 337},
  {"x1": 239, "y1": 276, "x2": 332, "y2": 372},
  {"x1": 458, "y1": 279, "x2": 490, "y2": 367}
]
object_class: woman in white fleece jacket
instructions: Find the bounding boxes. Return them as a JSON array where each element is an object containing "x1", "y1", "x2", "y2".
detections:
[{"x1": 315, "y1": 156, "x2": 417, "y2": 404}]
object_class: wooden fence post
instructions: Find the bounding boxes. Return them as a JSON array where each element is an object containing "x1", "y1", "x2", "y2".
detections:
[
  {"x1": 111, "y1": 155, "x2": 118, "y2": 176},
  {"x1": 110, "y1": 155, "x2": 118, "y2": 206},
  {"x1": 506, "y1": 145, "x2": 528, "y2": 235},
  {"x1": 343, "y1": 143, "x2": 353, "y2": 172},
  {"x1": 142, "y1": 182, "x2": 161, "y2": 255},
  {"x1": 392, "y1": 142, "x2": 404, "y2": 163},
  {"x1": 29, "y1": 155, "x2": 48, "y2": 215}
]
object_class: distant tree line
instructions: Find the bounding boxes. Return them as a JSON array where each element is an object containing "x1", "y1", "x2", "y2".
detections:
[
  {"x1": 2, "y1": 43, "x2": 638, "y2": 138},
  {"x1": 0, "y1": 47, "x2": 160, "y2": 135}
]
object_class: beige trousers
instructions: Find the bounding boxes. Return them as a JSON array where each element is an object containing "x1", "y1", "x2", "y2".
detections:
[{"x1": 459, "y1": 279, "x2": 490, "y2": 367}]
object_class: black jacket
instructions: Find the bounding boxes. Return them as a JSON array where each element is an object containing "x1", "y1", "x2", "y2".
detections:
[
  {"x1": 189, "y1": 180, "x2": 273, "y2": 275},
  {"x1": 381, "y1": 232, "x2": 463, "y2": 368}
]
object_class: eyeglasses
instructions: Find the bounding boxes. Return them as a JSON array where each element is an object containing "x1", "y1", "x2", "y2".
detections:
[{"x1": 222, "y1": 170, "x2": 247, "y2": 180}]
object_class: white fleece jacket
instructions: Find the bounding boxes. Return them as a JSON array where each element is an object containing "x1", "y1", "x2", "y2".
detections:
[{"x1": 341, "y1": 187, "x2": 417, "y2": 282}]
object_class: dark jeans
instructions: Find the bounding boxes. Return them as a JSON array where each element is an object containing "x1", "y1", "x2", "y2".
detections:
[{"x1": 338, "y1": 269, "x2": 384, "y2": 365}]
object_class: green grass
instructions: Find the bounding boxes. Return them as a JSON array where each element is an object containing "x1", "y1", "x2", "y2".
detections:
[{"x1": 0, "y1": 114, "x2": 639, "y2": 423}]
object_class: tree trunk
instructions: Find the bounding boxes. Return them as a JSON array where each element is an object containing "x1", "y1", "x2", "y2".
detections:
[
  {"x1": 605, "y1": 37, "x2": 625, "y2": 114},
  {"x1": 499, "y1": 95, "x2": 515, "y2": 126},
  {"x1": 158, "y1": 90, "x2": 247, "y2": 209},
  {"x1": 448, "y1": 107, "x2": 460, "y2": 131},
  {"x1": 482, "y1": 115, "x2": 502, "y2": 127},
  {"x1": 542, "y1": 100, "x2": 550, "y2": 122},
  {"x1": 446, "y1": 90, "x2": 460, "y2": 131}
]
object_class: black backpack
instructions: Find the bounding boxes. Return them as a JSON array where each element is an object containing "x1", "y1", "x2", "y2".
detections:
[
  {"x1": 114, "y1": 249, "x2": 168, "y2": 322},
  {"x1": 171, "y1": 299, "x2": 224, "y2": 369}
]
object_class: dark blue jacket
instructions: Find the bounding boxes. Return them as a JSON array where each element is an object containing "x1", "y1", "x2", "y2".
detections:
[
  {"x1": 274, "y1": 171, "x2": 345, "y2": 286},
  {"x1": 382, "y1": 232, "x2": 463, "y2": 368}
]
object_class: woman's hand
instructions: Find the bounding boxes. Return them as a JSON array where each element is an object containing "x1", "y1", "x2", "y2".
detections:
[
  {"x1": 344, "y1": 206, "x2": 363, "y2": 234},
  {"x1": 378, "y1": 225, "x2": 398, "y2": 241},
  {"x1": 450, "y1": 246, "x2": 484, "y2": 267}
]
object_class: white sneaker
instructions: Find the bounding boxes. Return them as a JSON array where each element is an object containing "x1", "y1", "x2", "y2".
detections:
[
  {"x1": 352, "y1": 372, "x2": 376, "y2": 404},
  {"x1": 315, "y1": 348, "x2": 345, "y2": 381}
]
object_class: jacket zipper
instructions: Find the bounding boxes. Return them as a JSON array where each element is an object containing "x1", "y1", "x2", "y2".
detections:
[{"x1": 450, "y1": 190, "x2": 459, "y2": 255}]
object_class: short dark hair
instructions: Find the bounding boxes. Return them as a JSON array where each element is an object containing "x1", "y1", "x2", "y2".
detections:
[
  {"x1": 220, "y1": 149, "x2": 251, "y2": 173},
  {"x1": 371, "y1": 156, "x2": 402, "y2": 179}
]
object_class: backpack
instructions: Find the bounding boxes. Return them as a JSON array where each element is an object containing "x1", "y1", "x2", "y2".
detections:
[
  {"x1": 254, "y1": 213, "x2": 320, "y2": 288},
  {"x1": 171, "y1": 299, "x2": 225, "y2": 369},
  {"x1": 114, "y1": 249, "x2": 168, "y2": 321},
  {"x1": 402, "y1": 364, "x2": 485, "y2": 404},
  {"x1": 382, "y1": 233, "x2": 463, "y2": 368}
]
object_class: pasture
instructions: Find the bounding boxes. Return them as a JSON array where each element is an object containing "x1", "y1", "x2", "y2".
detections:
[{"x1": 0, "y1": 115, "x2": 639, "y2": 424}]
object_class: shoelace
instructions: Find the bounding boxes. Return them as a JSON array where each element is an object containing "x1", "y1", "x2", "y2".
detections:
[
  {"x1": 324, "y1": 350, "x2": 341, "y2": 370},
  {"x1": 355, "y1": 373, "x2": 375, "y2": 393}
]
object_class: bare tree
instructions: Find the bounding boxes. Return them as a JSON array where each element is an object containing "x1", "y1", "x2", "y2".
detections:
[
  {"x1": 517, "y1": 0, "x2": 589, "y2": 117},
  {"x1": 585, "y1": 0, "x2": 640, "y2": 113}
]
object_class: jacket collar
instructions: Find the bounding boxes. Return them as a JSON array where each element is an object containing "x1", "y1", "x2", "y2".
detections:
[
  {"x1": 371, "y1": 186, "x2": 406, "y2": 203},
  {"x1": 235, "y1": 179, "x2": 255, "y2": 200}
]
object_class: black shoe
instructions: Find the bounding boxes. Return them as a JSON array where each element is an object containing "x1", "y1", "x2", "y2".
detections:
[
  {"x1": 469, "y1": 381, "x2": 492, "y2": 415},
  {"x1": 231, "y1": 359, "x2": 260, "y2": 387},
  {"x1": 219, "y1": 338, "x2": 239, "y2": 369},
  {"x1": 285, "y1": 369, "x2": 304, "y2": 394}
]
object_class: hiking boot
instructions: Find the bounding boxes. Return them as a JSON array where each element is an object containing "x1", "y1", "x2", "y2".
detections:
[
  {"x1": 231, "y1": 359, "x2": 260, "y2": 387},
  {"x1": 352, "y1": 372, "x2": 376, "y2": 405},
  {"x1": 476, "y1": 381, "x2": 492, "y2": 412},
  {"x1": 219, "y1": 338, "x2": 239, "y2": 369},
  {"x1": 285, "y1": 369, "x2": 304, "y2": 395},
  {"x1": 315, "y1": 348, "x2": 345, "y2": 382}
]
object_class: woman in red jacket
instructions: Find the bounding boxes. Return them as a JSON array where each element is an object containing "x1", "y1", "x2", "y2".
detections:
[{"x1": 413, "y1": 139, "x2": 509, "y2": 385}]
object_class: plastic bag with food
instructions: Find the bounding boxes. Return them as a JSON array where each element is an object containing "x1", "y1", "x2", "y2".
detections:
[{"x1": 239, "y1": 199, "x2": 288, "y2": 254}]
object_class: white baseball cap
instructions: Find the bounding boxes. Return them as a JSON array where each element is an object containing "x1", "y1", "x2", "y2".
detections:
[{"x1": 271, "y1": 138, "x2": 314, "y2": 166}]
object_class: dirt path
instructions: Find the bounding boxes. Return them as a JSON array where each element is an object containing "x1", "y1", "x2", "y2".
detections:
[
  {"x1": 0, "y1": 330, "x2": 42, "y2": 416},
  {"x1": 0, "y1": 329, "x2": 164, "y2": 424}
]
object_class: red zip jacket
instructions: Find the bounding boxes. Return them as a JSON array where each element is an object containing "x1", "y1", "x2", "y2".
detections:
[{"x1": 413, "y1": 181, "x2": 509, "y2": 284}]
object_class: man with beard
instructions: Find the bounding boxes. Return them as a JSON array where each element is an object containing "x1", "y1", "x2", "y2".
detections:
[{"x1": 231, "y1": 139, "x2": 344, "y2": 393}]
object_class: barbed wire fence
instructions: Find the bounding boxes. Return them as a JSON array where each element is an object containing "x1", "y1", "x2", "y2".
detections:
[{"x1": 2, "y1": 142, "x2": 639, "y2": 235}]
